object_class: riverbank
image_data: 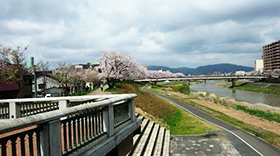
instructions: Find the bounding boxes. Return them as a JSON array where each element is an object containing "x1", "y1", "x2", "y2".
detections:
[
  {"x1": 147, "y1": 82, "x2": 280, "y2": 148},
  {"x1": 178, "y1": 92, "x2": 280, "y2": 147},
  {"x1": 112, "y1": 82, "x2": 220, "y2": 135},
  {"x1": 217, "y1": 80, "x2": 280, "y2": 95},
  {"x1": 98, "y1": 82, "x2": 280, "y2": 148}
]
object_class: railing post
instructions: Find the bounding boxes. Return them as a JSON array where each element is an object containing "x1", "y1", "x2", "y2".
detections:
[
  {"x1": 128, "y1": 98, "x2": 135, "y2": 122},
  {"x1": 103, "y1": 104, "x2": 114, "y2": 137},
  {"x1": 40, "y1": 119, "x2": 62, "y2": 156},
  {"x1": 9, "y1": 102, "x2": 20, "y2": 119},
  {"x1": 59, "y1": 100, "x2": 68, "y2": 110}
]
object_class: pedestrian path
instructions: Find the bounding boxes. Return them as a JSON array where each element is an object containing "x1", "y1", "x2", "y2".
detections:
[{"x1": 86, "y1": 85, "x2": 112, "y2": 95}]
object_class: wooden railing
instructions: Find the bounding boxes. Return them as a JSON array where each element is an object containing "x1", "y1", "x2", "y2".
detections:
[{"x1": 0, "y1": 94, "x2": 140, "y2": 156}]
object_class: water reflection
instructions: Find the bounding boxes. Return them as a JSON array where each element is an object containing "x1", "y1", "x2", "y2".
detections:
[{"x1": 190, "y1": 80, "x2": 280, "y2": 108}]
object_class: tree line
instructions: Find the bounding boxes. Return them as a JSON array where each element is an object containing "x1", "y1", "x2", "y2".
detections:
[{"x1": 0, "y1": 44, "x2": 184, "y2": 98}]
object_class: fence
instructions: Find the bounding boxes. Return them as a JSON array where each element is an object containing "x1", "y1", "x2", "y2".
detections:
[{"x1": 0, "y1": 94, "x2": 140, "y2": 156}]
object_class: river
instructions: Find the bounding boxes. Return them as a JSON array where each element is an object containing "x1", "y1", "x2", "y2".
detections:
[{"x1": 190, "y1": 80, "x2": 280, "y2": 108}]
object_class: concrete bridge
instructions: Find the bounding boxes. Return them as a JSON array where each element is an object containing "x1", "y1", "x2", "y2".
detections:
[
  {"x1": 135, "y1": 75, "x2": 268, "y2": 87},
  {"x1": 0, "y1": 95, "x2": 143, "y2": 156}
]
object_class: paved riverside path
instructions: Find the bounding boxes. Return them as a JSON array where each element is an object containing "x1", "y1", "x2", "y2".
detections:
[{"x1": 142, "y1": 87, "x2": 280, "y2": 156}]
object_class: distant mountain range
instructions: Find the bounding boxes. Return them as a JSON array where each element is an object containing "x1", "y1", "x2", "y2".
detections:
[{"x1": 148, "y1": 63, "x2": 254, "y2": 75}]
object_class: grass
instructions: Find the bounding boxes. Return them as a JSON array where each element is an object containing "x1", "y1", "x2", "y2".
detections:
[
  {"x1": 167, "y1": 105, "x2": 219, "y2": 135},
  {"x1": 235, "y1": 85, "x2": 280, "y2": 95},
  {"x1": 217, "y1": 80, "x2": 280, "y2": 95},
  {"x1": 115, "y1": 82, "x2": 219, "y2": 135},
  {"x1": 172, "y1": 84, "x2": 190, "y2": 94},
  {"x1": 153, "y1": 81, "x2": 280, "y2": 148},
  {"x1": 236, "y1": 105, "x2": 280, "y2": 123}
]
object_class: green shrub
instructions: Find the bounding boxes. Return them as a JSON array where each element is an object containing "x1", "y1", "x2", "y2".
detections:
[
  {"x1": 199, "y1": 93, "x2": 204, "y2": 97},
  {"x1": 172, "y1": 84, "x2": 190, "y2": 94},
  {"x1": 236, "y1": 105, "x2": 280, "y2": 123}
]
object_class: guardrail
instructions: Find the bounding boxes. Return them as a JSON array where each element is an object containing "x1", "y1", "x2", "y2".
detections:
[
  {"x1": 0, "y1": 95, "x2": 125, "y2": 119},
  {"x1": 0, "y1": 94, "x2": 140, "y2": 156}
]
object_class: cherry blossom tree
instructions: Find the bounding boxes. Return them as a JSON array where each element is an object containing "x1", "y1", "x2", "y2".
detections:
[
  {"x1": 246, "y1": 70, "x2": 259, "y2": 76},
  {"x1": 145, "y1": 70, "x2": 184, "y2": 79},
  {"x1": 271, "y1": 69, "x2": 280, "y2": 78},
  {"x1": 99, "y1": 51, "x2": 145, "y2": 89},
  {"x1": 56, "y1": 62, "x2": 103, "y2": 94},
  {"x1": 98, "y1": 50, "x2": 185, "y2": 88},
  {"x1": 55, "y1": 62, "x2": 73, "y2": 95},
  {"x1": 85, "y1": 69, "x2": 101, "y2": 89},
  {"x1": 0, "y1": 44, "x2": 28, "y2": 98},
  {"x1": 70, "y1": 69, "x2": 86, "y2": 94},
  {"x1": 173, "y1": 72, "x2": 185, "y2": 77}
]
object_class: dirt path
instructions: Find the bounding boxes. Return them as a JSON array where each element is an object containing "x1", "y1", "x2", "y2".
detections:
[{"x1": 165, "y1": 90, "x2": 280, "y2": 136}]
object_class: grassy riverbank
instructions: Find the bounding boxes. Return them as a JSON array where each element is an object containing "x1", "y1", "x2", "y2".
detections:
[
  {"x1": 148, "y1": 81, "x2": 280, "y2": 148},
  {"x1": 109, "y1": 81, "x2": 280, "y2": 148},
  {"x1": 235, "y1": 83, "x2": 280, "y2": 95},
  {"x1": 217, "y1": 80, "x2": 280, "y2": 95},
  {"x1": 236, "y1": 105, "x2": 280, "y2": 123},
  {"x1": 112, "y1": 82, "x2": 219, "y2": 135}
]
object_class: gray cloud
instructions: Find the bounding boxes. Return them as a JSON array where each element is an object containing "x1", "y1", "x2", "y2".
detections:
[{"x1": 1, "y1": 0, "x2": 280, "y2": 68}]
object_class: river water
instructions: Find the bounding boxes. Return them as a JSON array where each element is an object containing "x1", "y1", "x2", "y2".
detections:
[{"x1": 190, "y1": 80, "x2": 280, "y2": 108}]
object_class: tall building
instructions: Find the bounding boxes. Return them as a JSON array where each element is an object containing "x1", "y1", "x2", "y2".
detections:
[
  {"x1": 254, "y1": 59, "x2": 263, "y2": 73},
  {"x1": 262, "y1": 40, "x2": 280, "y2": 73}
]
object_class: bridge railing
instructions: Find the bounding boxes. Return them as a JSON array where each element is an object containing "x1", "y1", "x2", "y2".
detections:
[
  {"x1": 0, "y1": 95, "x2": 125, "y2": 119},
  {"x1": 0, "y1": 94, "x2": 138, "y2": 156},
  {"x1": 134, "y1": 75, "x2": 267, "y2": 82}
]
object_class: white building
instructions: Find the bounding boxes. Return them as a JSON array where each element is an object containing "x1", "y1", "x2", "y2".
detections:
[
  {"x1": 254, "y1": 59, "x2": 263, "y2": 74},
  {"x1": 33, "y1": 73, "x2": 60, "y2": 97}
]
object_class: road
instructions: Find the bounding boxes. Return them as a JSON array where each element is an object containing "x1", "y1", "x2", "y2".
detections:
[{"x1": 142, "y1": 86, "x2": 280, "y2": 156}]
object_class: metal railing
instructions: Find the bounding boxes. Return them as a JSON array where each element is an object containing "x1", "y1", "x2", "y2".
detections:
[{"x1": 0, "y1": 94, "x2": 139, "y2": 156}]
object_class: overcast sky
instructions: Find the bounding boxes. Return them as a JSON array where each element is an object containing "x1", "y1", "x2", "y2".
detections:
[{"x1": 1, "y1": 0, "x2": 280, "y2": 68}]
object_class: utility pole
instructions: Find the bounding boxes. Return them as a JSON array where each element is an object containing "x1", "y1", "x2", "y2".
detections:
[
  {"x1": 30, "y1": 57, "x2": 37, "y2": 98},
  {"x1": 33, "y1": 65, "x2": 37, "y2": 98}
]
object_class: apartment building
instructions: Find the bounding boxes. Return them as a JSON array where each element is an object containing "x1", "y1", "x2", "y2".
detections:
[
  {"x1": 262, "y1": 40, "x2": 280, "y2": 73},
  {"x1": 254, "y1": 59, "x2": 263, "y2": 73}
]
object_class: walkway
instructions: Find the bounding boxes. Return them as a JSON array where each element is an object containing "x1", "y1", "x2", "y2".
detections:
[
  {"x1": 87, "y1": 85, "x2": 112, "y2": 95},
  {"x1": 143, "y1": 86, "x2": 280, "y2": 156}
]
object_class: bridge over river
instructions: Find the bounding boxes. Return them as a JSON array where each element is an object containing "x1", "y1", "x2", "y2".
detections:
[{"x1": 135, "y1": 75, "x2": 268, "y2": 87}]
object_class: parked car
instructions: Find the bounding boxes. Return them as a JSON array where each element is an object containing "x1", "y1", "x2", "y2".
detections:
[{"x1": 45, "y1": 94, "x2": 52, "y2": 98}]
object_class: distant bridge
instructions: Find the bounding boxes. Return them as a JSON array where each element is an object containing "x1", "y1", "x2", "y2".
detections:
[{"x1": 135, "y1": 75, "x2": 268, "y2": 87}]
